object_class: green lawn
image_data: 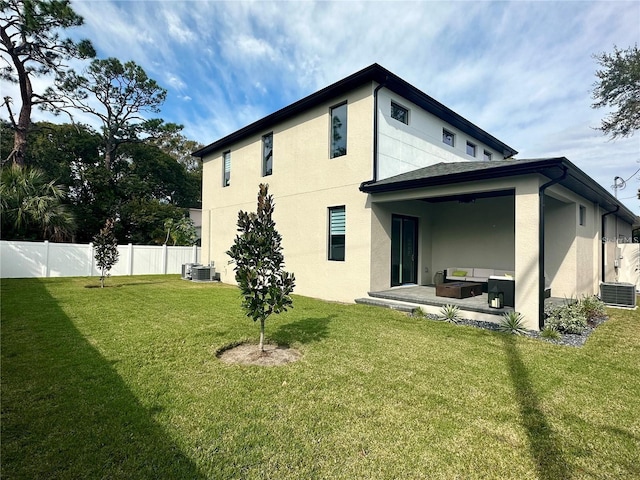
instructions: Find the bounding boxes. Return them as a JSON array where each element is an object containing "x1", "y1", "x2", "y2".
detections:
[{"x1": 2, "y1": 276, "x2": 639, "y2": 479}]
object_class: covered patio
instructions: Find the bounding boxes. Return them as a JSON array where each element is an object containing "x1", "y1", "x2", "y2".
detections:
[{"x1": 356, "y1": 285, "x2": 568, "y2": 323}]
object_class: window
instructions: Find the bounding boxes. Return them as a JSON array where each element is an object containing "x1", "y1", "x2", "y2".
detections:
[
  {"x1": 391, "y1": 101, "x2": 409, "y2": 125},
  {"x1": 483, "y1": 150, "x2": 492, "y2": 161},
  {"x1": 442, "y1": 128, "x2": 455, "y2": 147},
  {"x1": 328, "y1": 206, "x2": 345, "y2": 261},
  {"x1": 466, "y1": 141, "x2": 476, "y2": 157},
  {"x1": 330, "y1": 103, "x2": 347, "y2": 158},
  {"x1": 222, "y1": 151, "x2": 231, "y2": 187},
  {"x1": 579, "y1": 205, "x2": 586, "y2": 226},
  {"x1": 262, "y1": 133, "x2": 273, "y2": 176}
]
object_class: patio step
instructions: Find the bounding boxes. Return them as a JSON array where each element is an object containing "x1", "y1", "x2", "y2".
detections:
[{"x1": 354, "y1": 296, "x2": 418, "y2": 313}]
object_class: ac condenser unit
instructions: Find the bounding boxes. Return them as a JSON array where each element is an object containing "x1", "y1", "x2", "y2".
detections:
[
  {"x1": 181, "y1": 263, "x2": 201, "y2": 280},
  {"x1": 192, "y1": 266, "x2": 214, "y2": 281},
  {"x1": 600, "y1": 282, "x2": 637, "y2": 307}
]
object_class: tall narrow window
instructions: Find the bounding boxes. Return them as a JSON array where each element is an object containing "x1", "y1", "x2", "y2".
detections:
[
  {"x1": 391, "y1": 101, "x2": 409, "y2": 124},
  {"x1": 330, "y1": 103, "x2": 347, "y2": 158},
  {"x1": 328, "y1": 206, "x2": 346, "y2": 261},
  {"x1": 579, "y1": 205, "x2": 586, "y2": 226},
  {"x1": 223, "y1": 151, "x2": 231, "y2": 187},
  {"x1": 466, "y1": 141, "x2": 476, "y2": 157},
  {"x1": 262, "y1": 133, "x2": 273, "y2": 176},
  {"x1": 442, "y1": 128, "x2": 455, "y2": 147}
]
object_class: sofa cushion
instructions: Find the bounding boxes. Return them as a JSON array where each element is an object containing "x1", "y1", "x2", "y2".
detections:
[
  {"x1": 473, "y1": 268, "x2": 494, "y2": 279},
  {"x1": 451, "y1": 270, "x2": 468, "y2": 277}
]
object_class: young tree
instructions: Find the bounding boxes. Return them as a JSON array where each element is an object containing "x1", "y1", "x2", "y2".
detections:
[
  {"x1": 164, "y1": 216, "x2": 197, "y2": 246},
  {"x1": 592, "y1": 44, "x2": 640, "y2": 139},
  {"x1": 226, "y1": 184, "x2": 295, "y2": 352},
  {"x1": 93, "y1": 217, "x2": 119, "y2": 288},
  {"x1": 0, "y1": 0, "x2": 95, "y2": 165},
  {"x1": 43, "y1": 57, "x2": 171, "y2": 170}
]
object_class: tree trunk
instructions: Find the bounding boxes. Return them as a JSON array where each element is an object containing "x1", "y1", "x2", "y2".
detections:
[{"x1": 259, "y1": 318, "x2": 265, "y2": 352}]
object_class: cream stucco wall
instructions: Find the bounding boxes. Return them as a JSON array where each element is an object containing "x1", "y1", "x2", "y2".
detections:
[
  {"x1": 201, "y1": 83, "x2": 375, "y2": 302},
  {"x1": 376, "y1": 90, "x2": 504, "y2": 180}
]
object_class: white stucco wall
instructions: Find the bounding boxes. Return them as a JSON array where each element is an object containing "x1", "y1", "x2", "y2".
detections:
[{"x1": 376, "y1": 89, "x2": 504, "y2": 180}]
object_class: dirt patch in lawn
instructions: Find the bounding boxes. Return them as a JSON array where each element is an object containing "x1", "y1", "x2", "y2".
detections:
[{"x1": 217, "y1": 343, "x2": 302, "y2": 366}]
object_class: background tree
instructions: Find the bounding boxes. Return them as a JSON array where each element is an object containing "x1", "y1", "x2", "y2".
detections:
[
  {"x1": 226, "y1": 184, "x2": 295, "y2": 353},
  {"x1": 0, "y1": 163, "x2": 75, "y2": 240},
  {"x1": 93, "y1": 217, "x2": 119, "y2": 288},
  {"x1": 0, "y1": 0, "x2": 94, "y2": 165},
  {"x1": 164, "y1": 216, "x2": 197, "y2": 246},
  {"x1": 43, "y1": 57, "x2": 172, "y2": 170},
  {"x1": 592, "y1": 44, "x2": 640, "y2": 138}
]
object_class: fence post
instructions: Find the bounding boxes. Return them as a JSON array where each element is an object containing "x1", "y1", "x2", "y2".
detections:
[
  {"x1": 162, "y1": 244, "x2": 168, "y2": 274},
  {"x1": 128, "y1": 243, "x2": 134, "y2": 275},
  {"x1": 88, "y1": 242, "x2": 94, "y2": 276},
  {"x1": 192, "y1": 244, "x2": 198, "y2": 264},
  {"x1": 44, "y1": 240, "x2": 50, "y2": 277}
]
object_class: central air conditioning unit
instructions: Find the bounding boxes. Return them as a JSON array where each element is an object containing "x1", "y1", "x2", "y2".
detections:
[
  {"x1": 600, "y1": 282, "x2": 637, "y2": 307},
  {"x1": 191, "y1": 263, "x2": 219, "y2": 282},
  {"x1": 181, "y1": 263, "x2": 201, "y2": 280}
]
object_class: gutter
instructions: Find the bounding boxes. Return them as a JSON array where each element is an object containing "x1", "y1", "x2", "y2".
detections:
[
  {"x1": 538, "y1": 166, "x2": 568, "y2": 330},
  {"x1": 372, "y1": 78, "x2": 388, "y2": 182},
  {"x1": 601, "y1": 206, "x2": 619, "y2": 282}
]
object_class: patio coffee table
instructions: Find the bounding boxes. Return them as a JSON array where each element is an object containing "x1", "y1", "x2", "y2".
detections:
[{"x1": 436, "y1": 282, "x2": 483, "y2": 299}]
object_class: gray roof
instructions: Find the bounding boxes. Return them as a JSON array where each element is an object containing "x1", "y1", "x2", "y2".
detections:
[{"x1": 360, "y1": 158, "x2": 637, "y2": 225}]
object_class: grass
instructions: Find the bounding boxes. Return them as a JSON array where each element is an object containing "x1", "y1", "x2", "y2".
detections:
[{"x1": 2, "y1": 275, "x2": 639, "y2": 479}]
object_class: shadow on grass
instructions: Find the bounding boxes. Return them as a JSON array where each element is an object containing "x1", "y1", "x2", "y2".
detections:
[
  {"x1": 1, "y1": 279, "x2": 205, "y2": 479},
  {"x1": 273, "y1": 314, "x2": 336, "y2": 345},
  {"x1": 501, "y1": 334, "x2": 571, "y2": 480}
]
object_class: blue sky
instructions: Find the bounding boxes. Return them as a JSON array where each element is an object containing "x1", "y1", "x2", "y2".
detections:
[{"x1": 7, "y1": 0, "x2": 640, "y2": 212}]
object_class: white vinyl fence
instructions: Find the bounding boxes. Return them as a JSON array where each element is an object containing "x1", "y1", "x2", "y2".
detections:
[{"x1": 0, "y1": 240, "x2": 201, "y2": 279}]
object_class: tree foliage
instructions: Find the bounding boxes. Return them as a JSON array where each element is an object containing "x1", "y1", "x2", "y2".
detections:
[
  {"x1": 0, "y1": 163, "x2": 74, "y2": 241},
  {"x1": 226, "y1": 184, "x2": 295, "y2": 352},
  {"x1": 0, "y1": 0, "x2": 94, "y2": 165},
  {"x1": 164, "y1": 216, "x2": 197, "y2": 246},
  {"x1": 44, "y1": 57, "x2": 173, "y2": 170},
  {"x1": 592, "y1": 44, "x2": 640, "y2": 139},
  {"x1": 93, "y1": 217, "x2": 119, "y2": 288}
]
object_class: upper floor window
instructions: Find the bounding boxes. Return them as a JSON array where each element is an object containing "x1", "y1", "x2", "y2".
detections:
[
  {"x1": 262, "y1": 132, "x2": 273, "y2": 176},
  {"x1": 328, "y1": 206, "x2": 346, "y2": 261},
  {"x1": 442, "y1": 128, "x2": 455, "y2": 147},
  {"x1": 579, "y1": 205, "x2": 586, "y2": 226},
  {"x1": 483, "y1": 150, "x2": 492, "y2": 161},
  {"x1": 330, "y1": 102, "x2": 347, "y2": 158},
  {"x1": 223, "y1": 151, "x2": 231, "y2": 187},
  {"x1": 391, "y1": 101, "x2": 409, "y2": 125},
  {"x1": 466, "y1": 141, "x2": 476, "y2": 157}
]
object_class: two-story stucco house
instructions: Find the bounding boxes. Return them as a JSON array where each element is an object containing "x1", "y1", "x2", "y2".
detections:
[{"x1": 194, "y1": 64, "x2": 636, "y2": 330}]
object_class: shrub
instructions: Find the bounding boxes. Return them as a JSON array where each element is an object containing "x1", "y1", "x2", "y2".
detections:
[
  {"x1": 579, "y1": 295, "x2": 606, "y2": 325},
  {"x1": 413, "y1": 307, "x2": 427, "y2": 318},
  {"x1": 498, "y1": 311, "x2": 527, "y2": 335},
  {"x1": 545, "y1": 302, "x2": 587, "y2": 334},
  {"x1": 541, "y1": 325, "x2": 561, "y2": 340},
  {"x1": 438, "y1": 304, "x2": 460, "y2": 323}
]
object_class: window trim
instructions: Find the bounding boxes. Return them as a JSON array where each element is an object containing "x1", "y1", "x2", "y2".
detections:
[
  {"x1": 390, "y1": 101, "x2": 409, "y2": 125},
  {"x1": 262, "y1": 132, "x2": 273, "y2": 177},
  {"x1": 483, "y1": 149, "x2": 492, "y2": 161},
  {"x1": 442, "y1": 128, "x2": 455, "y2": 147},
  {"x1": 330, "y1": 101, "x2": 348, "y2": 159},
  {"x1": 222, "y1": 150, "x2": 231, "y2": 187},
  {"x1": 579, "y1": 205, "x2": 586, "y2": 226},
  {"x1": 466, "y1": 141, "x2": 477, "y2": 157},
  {"x1": 328, "y1": 205, "x2": 346, "y2": 261}
]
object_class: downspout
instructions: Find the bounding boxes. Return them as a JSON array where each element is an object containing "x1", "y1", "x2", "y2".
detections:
[
  {"x1": 601, "y1": 206, "x2": 619, "y2": 282},
  {"x1": 538, "y1": 166, "x2": 568, "y2": 329},
  {"x1": 372, "y1": 78, "x2": 388, "y2": 182}
]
